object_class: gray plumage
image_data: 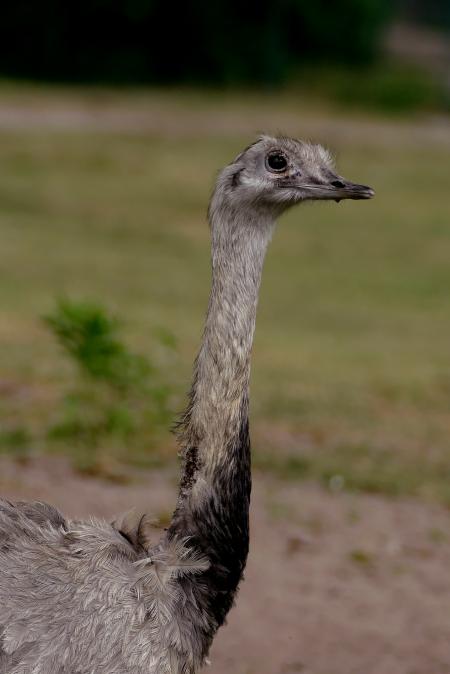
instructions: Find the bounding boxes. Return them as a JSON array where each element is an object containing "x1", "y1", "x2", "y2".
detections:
[{"x1": 0, "y1": 136, "x2": 373, "y2": 674}]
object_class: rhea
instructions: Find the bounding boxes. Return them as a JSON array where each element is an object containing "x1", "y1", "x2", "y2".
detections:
[{"x1": 0, "y1": 136, "x2": 373, "y2": 674}]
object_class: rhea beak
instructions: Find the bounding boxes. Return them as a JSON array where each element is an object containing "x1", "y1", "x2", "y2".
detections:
[{"x1": 302, "y1": 177, "x2": 375, "y2": 202}]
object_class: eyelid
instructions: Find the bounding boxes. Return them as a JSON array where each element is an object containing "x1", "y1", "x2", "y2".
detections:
[{"x1": 267, "y1": 151, "x2": 287, "y2": 160}]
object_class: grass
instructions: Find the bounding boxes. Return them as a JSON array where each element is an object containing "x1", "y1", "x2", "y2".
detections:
[
  {"x1": 349, "y1": 548, "x2": 375, "y2": 568},
  {"x1": 0, "y1": 84, "x2": 449, "y2": 502},
  {"x1": 255, "y1": 444, "x2": 450, "y2": 505}
]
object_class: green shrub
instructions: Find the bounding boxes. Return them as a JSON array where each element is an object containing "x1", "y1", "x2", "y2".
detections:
[
  {"x1": 44, "y1": 299, "x2": 151, "y2": 390},
  {"x1": 44, "y1": 299, "x2": 175, "y2": 474}
]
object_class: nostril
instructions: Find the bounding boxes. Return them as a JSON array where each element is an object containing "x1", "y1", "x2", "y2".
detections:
[{"x1": 331, "y1": 180, "x2": 345, "y2": 189}]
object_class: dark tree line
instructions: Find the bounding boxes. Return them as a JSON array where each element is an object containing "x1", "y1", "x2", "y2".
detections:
[{"x1": 0, "y1": 0, "x2": 394, "y2": 85}]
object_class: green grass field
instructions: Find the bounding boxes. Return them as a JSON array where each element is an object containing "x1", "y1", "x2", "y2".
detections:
[{"x1": 0, "y1": 86, "x2": 449, "y2": 501}]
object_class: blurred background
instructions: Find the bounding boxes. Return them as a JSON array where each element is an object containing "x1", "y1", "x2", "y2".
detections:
[{"x1": 0, "y1": 1, "x2": 449, "y2": 673}]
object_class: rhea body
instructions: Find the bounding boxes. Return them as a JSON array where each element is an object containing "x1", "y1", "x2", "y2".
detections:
[{"x1": 0, "y1": 136, "x2": 373, "y2": 674}]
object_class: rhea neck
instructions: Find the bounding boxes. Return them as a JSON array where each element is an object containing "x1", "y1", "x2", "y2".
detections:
[
  {"x1": 169, "y1": 187, "x2": 275, "y2": 565},
  {"x1": 173, "y1": 191, "x2": 275, "y2": 512}
]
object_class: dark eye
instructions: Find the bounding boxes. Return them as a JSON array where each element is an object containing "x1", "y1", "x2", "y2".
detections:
[{"x1": 266, "y1": 153, "x2": 287, "y2": 172}]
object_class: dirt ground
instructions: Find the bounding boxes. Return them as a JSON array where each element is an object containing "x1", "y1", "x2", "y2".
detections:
[{"x1": 1, "y1": 455, "x2": 449, "y2": 674}]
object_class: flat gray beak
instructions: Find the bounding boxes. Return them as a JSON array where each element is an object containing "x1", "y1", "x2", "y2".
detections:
[
  {"x1": 301, "y1": 177, "x2": 375, "y2": 202},
  {"x1": 330, "y1": 178, "x2": 375, "y2": 201}
]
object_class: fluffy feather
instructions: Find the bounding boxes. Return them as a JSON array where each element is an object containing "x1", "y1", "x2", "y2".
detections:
[{"x1": 0, "y1": 500, "x2": 210, "y2": 673}]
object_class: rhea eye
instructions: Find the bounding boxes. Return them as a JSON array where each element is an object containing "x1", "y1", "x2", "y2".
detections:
[{"x1": 266, "y1": 153, "x2": 288, "y2": 172}]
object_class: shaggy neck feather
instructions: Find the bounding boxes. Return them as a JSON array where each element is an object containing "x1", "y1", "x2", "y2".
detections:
[
  {"x1": 174, "y1": 201, "x2": 274, "y2": 510},
  {"x1": 168, "y1": 198, "x2": 274, "y2": 633}
]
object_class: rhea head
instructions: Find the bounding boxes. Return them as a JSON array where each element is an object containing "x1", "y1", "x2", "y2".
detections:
[{"x1": 213, "y1": 134, "x2": 374, "y2": 219}]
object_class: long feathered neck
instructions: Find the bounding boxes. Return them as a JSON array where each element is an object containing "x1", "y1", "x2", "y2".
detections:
[{"x1": 168, "y1": 183, "x2": 275, "y2": 633}]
